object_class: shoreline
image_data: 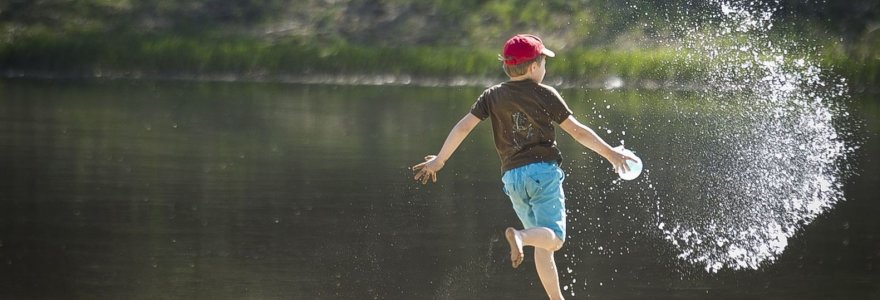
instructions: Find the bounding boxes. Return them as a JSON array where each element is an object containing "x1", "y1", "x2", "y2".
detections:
[
  {"x1": 3, "y1": 33, "x2": 874, "y2": 93},
  {"x1": 1, "y1": 69, "x2": 709, "y2": 91}
]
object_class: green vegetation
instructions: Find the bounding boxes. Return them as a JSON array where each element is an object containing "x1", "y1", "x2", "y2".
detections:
[{"x1": 0, "y1": 0, "x2": 877, "y2": 87}]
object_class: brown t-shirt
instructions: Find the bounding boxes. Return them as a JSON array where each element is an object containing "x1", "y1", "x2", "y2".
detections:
[{"x1": 470, "y1": 80, "x2": 573, "y2": 172}]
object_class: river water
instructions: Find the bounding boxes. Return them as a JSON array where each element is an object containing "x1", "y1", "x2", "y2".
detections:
[{"x1": 1, "y1": 79, "x2": 878, "y2": 299}]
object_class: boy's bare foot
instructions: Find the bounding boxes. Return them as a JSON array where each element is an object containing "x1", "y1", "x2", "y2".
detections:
[{"x1": 505, "y1": 227, "x2": 524, "y2": 268}]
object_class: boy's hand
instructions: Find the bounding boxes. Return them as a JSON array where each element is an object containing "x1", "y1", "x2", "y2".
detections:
[
  {"x1": 607, "y1": 147, "x2": 638, "y2": 174},
  {"x1": 412, "y1": 155, "x2": 445, "y2": 184}
]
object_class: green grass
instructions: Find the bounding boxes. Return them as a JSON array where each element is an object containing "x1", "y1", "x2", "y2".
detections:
[{"x1": 0, "y1": 30, "x2": 876, "y2": 88}]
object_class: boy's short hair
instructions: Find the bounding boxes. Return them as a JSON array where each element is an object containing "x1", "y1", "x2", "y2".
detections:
[{"x1": 501, "y1": 54, "x2": 545, "y2": 78}]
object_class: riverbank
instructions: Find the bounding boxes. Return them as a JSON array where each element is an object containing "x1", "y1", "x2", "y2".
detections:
[
  {"x1": 1, "y1": 32, "x2": 876, "y2": 91},
  {"x1": 1, "y1": 70, "x2": 708, "y2": 92}
]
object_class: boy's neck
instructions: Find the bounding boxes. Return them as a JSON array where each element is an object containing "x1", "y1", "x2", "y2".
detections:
[{"x1": 508, "y1": 74, "x2": 539, "y2": 83}]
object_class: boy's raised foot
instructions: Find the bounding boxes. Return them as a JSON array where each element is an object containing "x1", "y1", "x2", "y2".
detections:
[{"x1": 505, "y1": 227, "x2": 524, "y2": 268}]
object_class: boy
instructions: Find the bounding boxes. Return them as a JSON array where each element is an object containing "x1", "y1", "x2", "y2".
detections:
[{"x1": 412, "y1": 34, "x2": 635, "y2": 300}]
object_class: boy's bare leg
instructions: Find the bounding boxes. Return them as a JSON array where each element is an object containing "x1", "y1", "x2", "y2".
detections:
[
  {"x1": 535, "y1": 247, "x2": 564, "y2": 300},
  {"x1": 519, "y1": 227, "x2": 563, "y2": 251},
  {"x1": 506, "y1": 227, "x2": 565, "y2": 299},
  {"x1": 505, "y1": 227, "x2": 563, "y2": 267}
]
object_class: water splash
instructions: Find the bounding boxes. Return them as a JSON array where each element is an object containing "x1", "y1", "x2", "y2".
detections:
[{"x1": 656, "y1": 0, "x2": 856, "y2": 273}]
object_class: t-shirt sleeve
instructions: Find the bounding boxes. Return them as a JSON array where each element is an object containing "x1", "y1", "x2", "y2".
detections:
[
  {"x1": 544, "y1": 85, "x2": 572, "y2": 124},
  {"x1": 470, "y1": 89, "x2": 491, "y2": 120}
]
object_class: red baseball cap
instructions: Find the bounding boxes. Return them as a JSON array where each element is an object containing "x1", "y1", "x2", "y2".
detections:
[{"x1": 502, "y1": 34, "x2": 555, "y2": 65}]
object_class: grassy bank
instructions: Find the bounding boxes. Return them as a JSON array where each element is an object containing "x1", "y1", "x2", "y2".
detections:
[{"x1": 0, "y1": 30, "x2": 876, "y2": 88}]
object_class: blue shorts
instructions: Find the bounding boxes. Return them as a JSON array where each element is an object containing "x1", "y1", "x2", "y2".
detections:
[{"x1": 502, "y1": 161, "x2": 566, "y2": 241}]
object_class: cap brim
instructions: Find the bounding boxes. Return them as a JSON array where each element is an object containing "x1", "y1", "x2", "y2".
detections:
[{"x1": 541, "y1": 48, "x2": 555, "y2": 58}]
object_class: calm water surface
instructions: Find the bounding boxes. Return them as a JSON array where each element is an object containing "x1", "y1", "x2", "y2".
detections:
[{"x1": 1, "y1": 79, "x2": 878, "y2": 299}]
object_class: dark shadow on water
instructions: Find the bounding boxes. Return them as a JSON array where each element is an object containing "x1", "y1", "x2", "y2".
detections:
[{"x1": 0, "y1": 79, "x2": 878, "y2": 299}]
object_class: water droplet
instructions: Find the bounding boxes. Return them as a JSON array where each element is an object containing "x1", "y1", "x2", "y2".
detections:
[{"x1": 649, "y1": 1, "x2": 854, "y2": 274}]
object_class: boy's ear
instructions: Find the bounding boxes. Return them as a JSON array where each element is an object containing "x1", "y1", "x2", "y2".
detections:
[{"x1": 529, "y1": 61, "x2": 539, "y2": 72}]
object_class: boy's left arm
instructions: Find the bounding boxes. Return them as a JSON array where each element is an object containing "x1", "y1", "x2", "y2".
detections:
[
  {"x1": 412, "y1": 113, "x2": 482, "y2": 184},
  {"x1": 559, "y1": 115, "x2": 637, "y2": 174}
]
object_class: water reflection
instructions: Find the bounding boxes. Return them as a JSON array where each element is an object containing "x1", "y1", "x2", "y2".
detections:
[{"x1": 0, "y1": 79, "x2": 877, "y2": 299}]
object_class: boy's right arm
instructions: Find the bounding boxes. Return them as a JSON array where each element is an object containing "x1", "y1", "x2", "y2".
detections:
[
  {"x1": 559, "y1": 115, "x2": 636, "y2": 174},
  {"x1": 412, "y1": 113, "x2": 482, "y2": 184}
]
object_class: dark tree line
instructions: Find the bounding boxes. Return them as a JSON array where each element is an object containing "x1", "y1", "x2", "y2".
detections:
[{"x1": 0, "y1": 0, "x2": 876, "y2": 54}]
